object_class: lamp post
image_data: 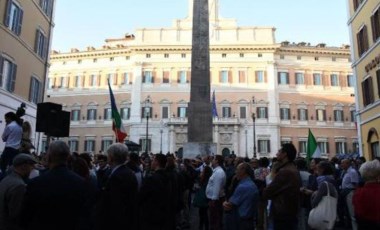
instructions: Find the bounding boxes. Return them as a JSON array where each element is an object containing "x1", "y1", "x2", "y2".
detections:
[
  {"x1": 245, "y1": 129, "x2": 248, "y2": 158},
  {"x1": 160, "y1": 129, "x2": 163, "y2": 154},
  {"x1": 252, "y1": 96, "x2": 257, "y2": 159},
  {"x1": 144, "y1": 96, "x2": 151, "y2": 154}
]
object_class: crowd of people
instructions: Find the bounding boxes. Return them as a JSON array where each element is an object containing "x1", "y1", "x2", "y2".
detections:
[{"x1": 0, "y1": 111, "x2": 379, "y2": 230}]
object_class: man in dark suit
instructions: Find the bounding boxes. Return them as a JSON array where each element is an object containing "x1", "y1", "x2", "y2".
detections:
[
  {"x1": 21, "y1": 141, "x2": 94, "y2": 230},
  {"x1": 139, "y1": 153, "x2": 173, "y2": 230},
  {"x1": 95, "y1": 143, "x2": 138, "y2": 230}
]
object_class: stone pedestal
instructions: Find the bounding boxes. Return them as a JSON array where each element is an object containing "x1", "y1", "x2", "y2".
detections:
[{"x1": 183, "y1": 142, "x2": 217, "y2": 159}]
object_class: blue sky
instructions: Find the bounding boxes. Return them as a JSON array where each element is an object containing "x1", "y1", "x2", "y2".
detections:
[{"x1": 52, "y1": 0, "x2": 350, "y2": 51}]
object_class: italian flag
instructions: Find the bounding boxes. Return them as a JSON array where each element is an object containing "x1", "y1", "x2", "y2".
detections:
[
  {"x1": 307, "y1": 129, "x2": 321, "y2": 162},
  {"x1": 108, "y1": 80, "x2": 127, "y2": 142}
]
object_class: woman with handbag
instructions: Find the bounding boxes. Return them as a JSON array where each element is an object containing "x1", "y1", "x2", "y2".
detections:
[{"x1": 307, "y1": 161, "x2": 338, "y2": 230}]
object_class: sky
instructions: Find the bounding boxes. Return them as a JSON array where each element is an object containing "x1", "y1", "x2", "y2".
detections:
[{"x1": 51, "y1": 0, "x2": 350, "y2": 52}]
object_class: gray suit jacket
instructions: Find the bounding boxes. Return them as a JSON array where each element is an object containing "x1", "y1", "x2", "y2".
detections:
[{"x1": 0, "y1": 171, "x2": 26, "y2": 230}]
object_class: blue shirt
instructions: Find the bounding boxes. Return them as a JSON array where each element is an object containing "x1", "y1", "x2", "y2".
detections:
[
  {"x1": 2, "y1": 121, "x2": 22, "y2": 149},
  {"x1": 229, "y1": 177, "x2": 259, "y2": 219}
]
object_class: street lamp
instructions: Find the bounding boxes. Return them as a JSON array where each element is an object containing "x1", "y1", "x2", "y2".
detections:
[
  {"x1": 144, "y1": 96, "x2": 151, "y2": 154},
  {"x1": 252, "y1": 96, "x2": 257, "y2": 159},
  {"x1": 245, "y1": 129, "x2": 248, "y2": 158},
  {"x1": 160, "y1": 129, "x2": 163, "y2": 154}
]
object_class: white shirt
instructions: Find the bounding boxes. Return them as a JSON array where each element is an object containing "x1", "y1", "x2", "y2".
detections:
[
  {"x1": 2, "y1": 121, "x2": 22, "y2": 149},
  {"x1": 206, "y1": 166, "x2": 226, "y2": 200}
]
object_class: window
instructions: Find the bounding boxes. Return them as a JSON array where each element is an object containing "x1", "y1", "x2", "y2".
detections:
[
  {"x1": 280, "y1": 55, "x2": 284, "y2": 59},
  {"x1": 141, "y1": 107, "x2": 152, "y2": 118},
  {"x1": 74, "y1": 75, "x2": 82, "y2": 87},
  {"x1": 71, "y1": 110, "x2": 80, "y2": 121},
  {"x1": 240, "y1": 106, "x2": 246, "y2": 119},
  {"x1": 362, "y1": 77, "x2": 374, "y2": 106},
  {"x1": 222, "y1": 54, "x2": 227, "y2": 58},
  {"x1": 332, "y1": 57, "x2": 336, "y2": 62},
  {"x1": 258, "y1": 140, "x2": 271, "y2": 153},
  {"x1": 297, "y1": 56, "x2": 302, "y2": 60},
  {"x1": 89, "y1": 74, "x2": 97, "y2": 87},
  {"x1": 146, "y1": 54, "x2": 151, "y2": 58},
  {"x1": 220, "y1": 71, "x2": 229, "y2": 83},
  {"x1": 59, "y1": 76, "x2": 67, "y2": 88},
  {"x1": 239, "y1": 71, "x2": 246, "y2": 83},
  {"x1": 377, "y1": 70, "x2": 380, "y2": 98},
  {"x1": 101, "y1": 140, "x2": 113, "y2": 151},
  {"x1": 372, "y1": 8, "x2": 380, "y2": 42},
  {"x1": 239, "y1": 53, "x2": 244, "y2": 58},
  {"x1": 93, "y1": 58, "x2": 97, "y2": 63},
  {"x1": 87, "y1": 109, "x2": 97, "y2": 120},
  {"x1": 347, "y1": 74, "x2": 355, "y2": 87},
  {"x1": 258, "y1": 53, "x2": 263, "y2": 58},
  {"x1": 122, "y1": 72, "x2": 132, "y2": 85},
  {"x1": 120, "y1": 108, "x2": 130, "y2": 120},
  {"x1": 139, "y1": 138, "x2": 151, "y2": 153},
  {"x1": 181, "y1": 53, "x2": 186, "y2": 58},
  {"x1": 335, "y1": 141, "x2": 347, "y2": 154},
  {"x1": 257, "y1": 107, "x2": 268, "y2": 119},
  {"x1": 0, "y1": 56, "x2": 17, "y2": 92},
  {"x1": 41, "y1": 139, "x2": 47, "y2": 152},
  {"x1": 280, "y1": 108, "x2": 290, "y2": 120},
  {"x1": 350, "y1": 110, "x2": 356, "y2": 122},
  {"x1": 104, "y1": 108, "x2": 112, "y2": 120},
  {"x1": 222, "y1": 107, "x2": 231, "y2": 118},
  {"x1": 78, "y1": 59, "x2": 82, "y2": 64},
  {"x1": 126, "y1": 56, "x2": 130, "y2": 60},
  {"x1": 313, "y1": 73, "x2": 322, "y2": 86},
  {"x1": 298, "y1": 141, "x2": 307, "y2": 154},
  {"x1": 255, "y1": 71, "x2": 265, "y2": 83},
  {"x1": 162, "y1": 106, "x2": 169, "y2": 119},
  {"x1": 298, "y1": 108, "x2": 308, "y2": 121},
  {"x1": 278, "y1": 72, "x2": 289, "y2": 85},
  {"x1": 316, "y1": 109, "x2": 326, "y2": 121},
  {"x1": 47, "y1": 78, "x2": 54, "y2": 89},
  {"x1": 110, "y1": 57, "x2": 114, "y2": 62},
  {"x1": 29, "y1": 77, "x2": 41, "y2": 104},
  {"x1": 39, "y1": 0, "x2": 53, "y2": 17},
  {"x1": 334, "y1": 110, "x2": 344, "y2": 122},
  {"x1": 68, "y1": 140, "x2": 79, "y2": 152},
  {"x1": 372, "y1": 142, "x2": 380, "y2": 158},
  {"x1": 330, "y1": 74, "x2": 339, "y2": 86},
  {"x1": 84, "y1": 140, "x2": 95, "y2": 152},
  {"x1": 295, "y1": 73, "x2": 304, "y2": 85},
  {"x1": 108, "y1": 73, "x2": 118, "y2": 85},
  {"x1": 177, "y1": 107, "x2": 187, "y2": 118},
  {"x1": 35, "y1": 29, "x2": 48, "y2": 59},
  {"x1": 357, "y1": 25, "x2": 369, "y2": 56},
  {"x1": 143, "y1": 71, "x2": 153, "y2": 83},
  {"x1": 315, "y1": 57, "x2": 319, "y2": 61},
  {"x1": 318, "y1": 141, "x2": 329, "y2": 154},
  {"x1": 164, "y1": 54, "x2": 169, "y2": 58},
  {"x1": 4, "y1": 0, "x2": 23, "y2": 35},
  {"x1": 353, "y1": 0, "x2": 365, "y2": 11},
  {"x1": 178, "y1": 71, "x2": 187, "y2": 84},
  {"x1": 163, "y1": 71, "x2": 170, "y2": 83}
]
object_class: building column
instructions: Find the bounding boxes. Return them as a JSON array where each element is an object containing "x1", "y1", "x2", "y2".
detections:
[
  {"x1": 232, "y1": 125, "x2": 240, "y2": 155},
  {"x1": 213, "y1": 125, "x2": 219, "y2": 154},
  {"x1": 169, "y1": 125, "x2": 175, "y2": 153}
]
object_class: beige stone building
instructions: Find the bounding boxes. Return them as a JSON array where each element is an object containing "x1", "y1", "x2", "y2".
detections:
[
  {"x1": 45, "y1": 0, "x2": 356, "y2": 158},
  {"x1": 347, "y1": 0, "x2": 380, "y2": 160},
  {"x1": 0, "y1": 0, "x2": 55, "y2": 151}
]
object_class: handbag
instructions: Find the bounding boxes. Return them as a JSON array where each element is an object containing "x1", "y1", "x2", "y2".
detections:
[{"x1": 308, "y1": 181, "x2": 337, "y2": 230}]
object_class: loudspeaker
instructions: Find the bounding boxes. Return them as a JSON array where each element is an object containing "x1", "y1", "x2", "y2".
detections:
[
  {"x1": 36, "y1": 102, "x2": 70, "y2": 137},
  {"x1": 47, "y1": 111, "x2": 70, "y2": 137},
  {"x1": 36, "y1": 102, "x2": 62, "y2": 132}
]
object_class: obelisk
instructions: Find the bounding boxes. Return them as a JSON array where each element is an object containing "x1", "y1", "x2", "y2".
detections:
[{"x1": 183, "y1": 0, "x2": 216, "y2": 159}]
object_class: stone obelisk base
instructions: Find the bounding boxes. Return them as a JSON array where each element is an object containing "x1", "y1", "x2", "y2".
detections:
[{"x1": 183, "y1": 142, "x2": 217, "y2": 159}]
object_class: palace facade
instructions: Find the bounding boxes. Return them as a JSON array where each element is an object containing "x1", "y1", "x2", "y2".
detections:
[{"x1": 44, "y1": 0, "x2": 356, "y2": 158}]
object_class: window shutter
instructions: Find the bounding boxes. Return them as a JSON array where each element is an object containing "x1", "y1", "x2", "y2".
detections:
[
  {"x1": 142, "y1": 73, "x2": 146, "y2": 83},
  {"x1": 151, "y1": 75, "x2": 155, "y2": 83},
  {"x1": 255, "y1": 71, "x2": 258, "y2": 82},
  {"x1": 297, "y1": 109, "x2": 300, "y2": 120},
  {"x1": 305, "y1": 109, "x2": 308, "y2": 121},
  {"x1": 149, "y1": 107, "x2": 153, "y2": 118},
  {"x1": 326, "y1": 142, "x2": 330, "y2": 154},
  {"x1": 187, "y1": 71, "x2": 191, "y2": 83},
  {"x1": 16, "y1": 9, "x2": 23, "y2": 36},
  {"x1": 4, "y1": 0, "x2": 11, "y2": 27},
  {"x1": 177, "y1": 71, "x2": 180, "y2": 83},
  {"x1": 287, "y1": 108, "x2": 291, "y2": 120},
  {"x1": 34, "y1": 30, "x2": 39, "y2": 53},
  {"x1": 219, "y1": 71, "x2": 222, "y2": 83},
  {"x1": 334, "y1": 111, "x2": 337, "y2": 121},
  {"x1": 87, "y1": 110, "x2": 91, "y2": 120},
  {"x1": 264, "y1": 71, "x2": 267, "y2": 83},
  {"x1": 10, "y1": 63, "x2": 17, "y2": 92},
  {"x1": 101, "y1": 140, "x2": 104, "y2": 152},
  {"x1": 28, "y1": 78, "x2": 33, "y2": 102},
  {"x1": 256, "y1": 107, "x2": 259, "y2": 118},
  {"x1": 97, "y1": 74, "x2": 101, "y2": 86},
  {"x1": 152, "y1": 71, "x2": 156, "y2": 83},
  {"x1": 280, "y1": 109, "x2": 284, "y2": 120},
  {"x1": 372, "y1": 15, "x2": 378, "y2": 42},
  {"x1": 228, "y1": 107, "x2": 231, "y2": 117},
  {"x1": 267, "y1": 140, "x2": 271, "y2": 153},
  {"x1": 341, "y1": 111, "x2": 344, "y2": 121},
  {"x1": 258, "y1": 141, "x2": 262, "y2": 153},
  {"x1": 344, "y1": 142, "x2": 347, "y2": 153},
  {"x1": 363, "y1": 25, "x2": 369, "y2": 52},
  {"x1": 0, "y1": 56, "x2": 3, "y2": 86},
  {"x1": 265, "y1": 107, "x2": 268, "y2": 118},
  {"x1": 141, "y1": 107, "x2": 145, "y2": 118},
  {"x1": 113, "y1": 73, "x2": 118, "y2": 85},
  {"x1": 335, "y1": 142, "x2": 339, "y2": 153},
  {"x1": 323, "y1": 110, "x2": 326, "y2": 121},
  {"x1": 129, "y1": 73, "x2": 133, "y2": 84},
  {"x1": 286, "y1": 73, "x2": 289, "y2": 84},
  {"x1": 104, "y1": 109, "x2": 108, "y2": 119},
  {"x1": 177, "y1": 107, "x2": 180, "y2": 117},
  {"x1": 42, "y1": 34, "x2": 48, "y2": 60},
  {"x1": 277, "y1": 72, "x2": 281, "y2": 84},
  {"x1": 84, "y1": 140, "x2": 88, "y2": 151},
  {"x1": 228, "y1": 71, "x2": 232, "y2": 83},
  {"x1": 120, "y1": 108, "x2": 124, "y2": 119}
]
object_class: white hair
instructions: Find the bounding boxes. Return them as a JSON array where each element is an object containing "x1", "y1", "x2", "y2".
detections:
[
  {"x1": 359, "y1": 159, "x2": 380, "y2": 182},
  {"x1": 106, "y1": 143, "x2": 129, "y2": 164}
]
